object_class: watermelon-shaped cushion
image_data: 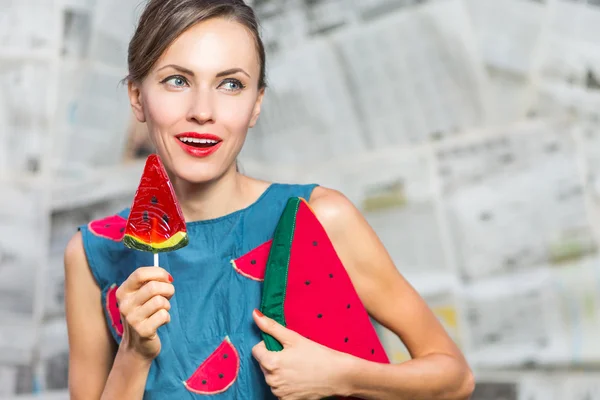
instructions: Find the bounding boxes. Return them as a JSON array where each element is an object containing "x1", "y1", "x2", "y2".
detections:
[
  {"x1": 183, "y1": 337, "x2": 240, "y2": 394},
  {"x1": 260, "y1": 197, "x2": 389, "y2": 365},
  {"x1": 123, "y1": 154, "x2": 188, "y2": 253}
]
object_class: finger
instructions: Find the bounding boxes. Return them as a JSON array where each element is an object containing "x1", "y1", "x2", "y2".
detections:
[
  {"x1": 127, "y1": 295, "x2": 171, "y2": 325},
  {"x1": 252, "y1": 341, "x2": 280, "y2": 373},
  {"x1": 135, "y1": 309, "x2": 171, "y2": 339},
  {"x1": 119, "y1": 281, "x2": 174, "y2": 315},
  {"x1": 119, "y1": 267, "x2": 173, "y2": 294},
  {"x1": 253, "y1": 309, "x2": 298, "y2": 346},
  {"x1": 259, "y1": 364, "x2": 268, "y2": 377},
  {"x1": 133, "y1": 281, "x2": 175, "y2": 305},
  {"x1": 251, "y1": 341, "x2": 268, "y2": 364}
]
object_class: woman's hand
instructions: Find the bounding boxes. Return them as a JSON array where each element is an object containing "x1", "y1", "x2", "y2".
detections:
[
  {"x1": 115, "y1": 267, "x2": 175, "y2": 361},
  {"x1": 252, "y1": 310, "x2": 351, "y2": 400}
]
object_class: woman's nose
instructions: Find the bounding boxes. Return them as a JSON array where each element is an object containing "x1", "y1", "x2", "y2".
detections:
[{"x1": 187, "y1": 91, "x2": 214, "y2": 124}]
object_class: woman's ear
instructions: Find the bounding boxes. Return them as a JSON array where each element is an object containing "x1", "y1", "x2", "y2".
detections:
[
  {"x1": 128, "y1": 80, "x2": 146, "y2": 123},
  {"x1": 248, "y1": 87, "x2": 265, "y2": 128}
]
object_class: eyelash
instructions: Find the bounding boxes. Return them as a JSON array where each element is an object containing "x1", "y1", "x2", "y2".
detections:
[
  {"x1": 221, "y1": 78, "x2": 246, "y2": 92},
  {"x1": 161, "y1": 75, "x2": 188, "y2": 87},
  {"x1": 160, "y1": 75, "x2": 246, "y2": 92}
]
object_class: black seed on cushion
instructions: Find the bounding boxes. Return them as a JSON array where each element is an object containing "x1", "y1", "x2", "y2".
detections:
[
  {"x1": 219, "y1": 374, "x2": 224, "y2": 379},
  {"x1": 143, "y1": 211, "x2": 149, "y2": 222},
  {"x1": 162, "y1": 214, "x2": 169, "y2": 224},
  {"x1": 344, "y1": 337, "x2": 349, "y2": 343},
  {"x1": 105, "y1": 224, "x2": 110, "y2": 228},
  {"x1": 347, "y1": 304, "x2": 351, "y2": 309},
  {"x1": 313, "y1": 241, "x2": 318, "y2": 246},
  {"x1": 120, "y1": 228, "x2": 125, "y2": 233},
  {"x1": 251, "y1": 259, "x2": 256, "y2": 265},
  {"x1": 202, "y1": 380, "x2": 207, "y2": 384},
  {"x1": 151, "y1": 196, "x2": 158, "y2": 204},
  {"x1": 223, "y1": 354, "x2": 228, "y2": 359},
  {"x1": 317, "y1": 314, "x2": 322, "y2": 318},
  {"x1": 371, "y1": 349, "x2": 375, "y2": 354},
  {"x1": 305, "y1": 280, "x2": 310, "y2": 285},
  {"x1": 329, "y1": 273, "x2": 333, "y2": 278}
]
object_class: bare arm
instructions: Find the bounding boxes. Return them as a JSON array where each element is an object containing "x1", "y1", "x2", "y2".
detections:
[
  {"x1": 64, "y1": 232, "x2": 153, "y2": 400},
  {"x1": 309, "y1": 187, "x2": 475, "y2": 400},
  {"x1": 100, "y1": 350, "x2": 152, "y2": 400}
]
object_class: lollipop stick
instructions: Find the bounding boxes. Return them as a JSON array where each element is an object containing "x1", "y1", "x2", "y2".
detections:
[{"x1": 154, "y1": 253, "x2": 159, "y2": 267}]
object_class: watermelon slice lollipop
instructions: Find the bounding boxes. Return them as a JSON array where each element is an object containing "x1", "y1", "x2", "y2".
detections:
[{"x1": 123, "y1": 154, "x2": 188, "y2": 257}]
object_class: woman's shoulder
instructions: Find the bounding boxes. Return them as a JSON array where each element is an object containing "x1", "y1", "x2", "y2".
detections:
[
  {"x1": 69, "y1": 208, "x2": 133, "y2": 288},
  {"x1": 305, "y1": 186, "x2": 384, "y2": 266},
  {"x1": 244, "y1": 176, "x2": 320, "y2": 207},
  {"x1": 308, "y1": 186, "x2": 359, "y2": 231},
  {"x1": 65, "y1": 207, "x2": 128, "y2": 255},
  {"x1": 257, "y1": 182, "x2": 359, "y2": 231}
]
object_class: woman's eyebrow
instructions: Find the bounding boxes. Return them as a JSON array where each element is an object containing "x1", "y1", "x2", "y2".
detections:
[
  {"x1": 216, "y1": 68, "x2": 250, "y2": 78},
  {"x1": 156, "y1": 65, "x2": 250, "y2": 79},
  {"x1": 157, "y1": 64, "x2": 195, "y2": 75}
]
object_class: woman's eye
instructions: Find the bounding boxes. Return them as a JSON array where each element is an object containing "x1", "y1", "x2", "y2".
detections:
[
  {"x1": 164, "y1": 76, "x2": 188, "y2": 87},
  {"x1": 220, "y1": 79, "x2": 244, "y2": 92}
]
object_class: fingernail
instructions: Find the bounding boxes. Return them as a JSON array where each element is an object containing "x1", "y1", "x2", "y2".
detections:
[
  {"x1": 254, "y1": 309, "x2": 264, "y2": 318},
  {"x1": 168, "y1": 274, "x2": 174, "y2": 282}
]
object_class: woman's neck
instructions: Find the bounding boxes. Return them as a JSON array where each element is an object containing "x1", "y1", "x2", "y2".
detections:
[{"x1": 170, "y1": 166, "x2": 266, "y2": 223}]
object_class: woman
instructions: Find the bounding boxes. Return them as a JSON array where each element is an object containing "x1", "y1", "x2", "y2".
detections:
[{"x1": 64, "y1": 0, "x2": 475, "y2": 399}]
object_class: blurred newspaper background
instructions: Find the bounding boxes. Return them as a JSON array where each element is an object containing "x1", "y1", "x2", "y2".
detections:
[{"x1": 2, "y1": 0, "x2": 600, "y2": 398}]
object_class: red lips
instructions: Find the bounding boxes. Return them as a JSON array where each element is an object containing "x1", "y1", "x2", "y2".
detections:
[{"x1": 175, "y1": 132, "x2": 223, "y2": 158}]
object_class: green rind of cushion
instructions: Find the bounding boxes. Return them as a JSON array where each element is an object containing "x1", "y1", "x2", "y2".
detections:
[
  {"x1": 122, "y1": 231, "x2": 189, "y2": 253},
  {"x1": 260, "y1": 197, "x2": 301, "y2": 352}
]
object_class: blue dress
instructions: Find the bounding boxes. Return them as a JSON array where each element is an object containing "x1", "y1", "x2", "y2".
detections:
[{"x1": 79, "y1": 183, "x2": 318, "y2": 399}]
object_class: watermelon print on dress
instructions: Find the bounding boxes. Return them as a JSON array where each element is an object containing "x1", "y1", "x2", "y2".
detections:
[
  {"x1": 183, "y1": 336, "x2": 240, "y2": 394},
  {"x1": 106, "y1": 283, "x2": 123, "y2": 337},
  {"x1": 88, "y1": 215, "x2": 127, "y2": 241},
  {"x1": 260, "y1": 197, "x2": 390, "y2": 367},
  {"x1": 123, "y1": 154, "x2": 188, "y2": 253},
  {"x1": 231, "y1": 240, "x2": 272, "y2": 281}
]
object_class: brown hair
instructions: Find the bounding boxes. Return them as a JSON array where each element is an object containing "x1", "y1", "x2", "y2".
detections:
[{"x1": 126, "y1": 0, "x2": 266, "y2": 88}]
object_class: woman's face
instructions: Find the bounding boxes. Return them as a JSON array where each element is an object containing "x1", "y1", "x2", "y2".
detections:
[{"x1": 128, "y1": 17, "x2": 264, "y2": 184}]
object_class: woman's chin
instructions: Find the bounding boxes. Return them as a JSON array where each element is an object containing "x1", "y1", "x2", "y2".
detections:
[{"x1": 170, "y1": 163, "x2": 229, "y2": 185}]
